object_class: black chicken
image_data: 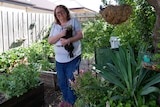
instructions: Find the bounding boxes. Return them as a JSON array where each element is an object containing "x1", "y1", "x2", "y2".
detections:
[{"x1": 62, "y1": 25, "x2": 74, "y2": 58}]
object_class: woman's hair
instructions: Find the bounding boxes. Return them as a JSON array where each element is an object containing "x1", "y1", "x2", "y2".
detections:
[{"x1": 54, "y1": 5, "x2": 71, "y2": 25}]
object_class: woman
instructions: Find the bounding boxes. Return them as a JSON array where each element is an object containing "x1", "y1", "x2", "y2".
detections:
[{"x1": 48, "y1": 5, "x2": 84, "y2": 107}]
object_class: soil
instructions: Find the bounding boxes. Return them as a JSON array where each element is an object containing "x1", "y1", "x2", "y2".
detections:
[
  {"x1": 0, "y1": 85, "x2": 62, "y2": 107},
  {"x1": 43, "y1": 85, "x2": 62, "y2": 107},
  {"x1": 0, "y1": 73, "x2": 62, "y2": 107}
]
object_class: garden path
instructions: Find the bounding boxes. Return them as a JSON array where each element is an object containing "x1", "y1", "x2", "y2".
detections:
[
  {"x1": 43, "y1": 85, "x2": 61, "y2": 107},
  {"x1": 42, "y1": 58, "x2": 94, "y2": 107}
]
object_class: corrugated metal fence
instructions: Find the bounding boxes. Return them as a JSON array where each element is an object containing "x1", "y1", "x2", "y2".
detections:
[{"x1": 0, "y1": 9, "x2": 97, "y2": 53}]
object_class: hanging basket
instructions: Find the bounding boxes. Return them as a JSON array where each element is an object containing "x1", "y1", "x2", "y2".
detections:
[{"x1": 100, "y1": 4, "x2": 132, "y2": 25}]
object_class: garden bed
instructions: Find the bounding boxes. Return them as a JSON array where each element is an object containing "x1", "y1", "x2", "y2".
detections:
[
  {"x1": 40, "y1": 70, "x2": 59, "y2": 91},
  {"x1": 0, "y1": 83, "x2": 44, "y2": 107},
  {"x1": 43, "y1": 86, "x2": 61, "y2": 107}
]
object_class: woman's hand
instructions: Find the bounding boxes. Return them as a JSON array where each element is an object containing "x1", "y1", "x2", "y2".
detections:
[
  {"x1": 48, "y1": 29, "x2": 67, "y2": 44},
  {"x1": 60, "y1": 38, "x2": 70, "y2": 46}
]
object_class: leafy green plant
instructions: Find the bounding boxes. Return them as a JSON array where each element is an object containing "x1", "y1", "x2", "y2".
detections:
[
  {"x1": 0, "y1": 63, "x2": 40, "y2": 99},
  {"x1": 0, "y1": 47, "x2": 28, "y2": 73},
  {"x1": 38, "y1": 59, "x2": 54, "y2": 71},
  {"x1": 0, "y1": 25, "x2": 54, "y2": 101},
  {"x1": 94, "y1": 44, "x2": 160, "y2": 106},
  {"x1": 81, "y1": 17, "x2": 114, "y2": 59},
  {"x1": 40, "y1": 39, "x2": 54, "y2": 59},
  {"x1": 71, "y1": 71, "x2": 111, "y2": 107},
  {"x1": 150, "y1": 41, "x2": 160, "y2": 69},
  {"x1": 101, "y1": 0, "x2": 155, "y2": 54},
  {"x1": 26, "y1": 39, "x2": 55, "y2": 71}
]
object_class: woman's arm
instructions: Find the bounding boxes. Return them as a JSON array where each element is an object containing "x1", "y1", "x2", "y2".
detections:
[
  {"x1": 48, "y1": 30, "x2": 66, "y2": 44},
  {"x1": 60, "y1": 30, "x2": 84, "y2": 46},
  {"x1": 68, "y1": 30, "x2": 84, "y2": 42}
]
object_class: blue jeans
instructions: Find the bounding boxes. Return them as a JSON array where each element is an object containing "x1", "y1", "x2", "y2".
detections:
[{"x1": 56, "y1": 55, "x2": 81, "y2": 104}]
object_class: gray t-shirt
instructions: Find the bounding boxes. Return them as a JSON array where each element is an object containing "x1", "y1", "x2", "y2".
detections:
[{"x1": 49, "y1": 18, "x2": 82, "y2": 63}]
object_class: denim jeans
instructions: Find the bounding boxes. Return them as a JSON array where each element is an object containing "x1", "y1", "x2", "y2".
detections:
[{"x1": 56, "y1": 55, "x2": 81, "y2": 104}]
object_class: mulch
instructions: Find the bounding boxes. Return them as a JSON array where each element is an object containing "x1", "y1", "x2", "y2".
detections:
[
  {"x1": 0, "y1": 85, "x2": 62, "y2": 107},
  {"x1": 43, "y1": 85, "x2": 62, "y2": 107},
  {"x1": 40, "y1": 71, "x2": 62, "y2": 107}
]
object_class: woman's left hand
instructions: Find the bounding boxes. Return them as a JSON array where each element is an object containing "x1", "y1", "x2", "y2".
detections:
[{"x1": 60, "y1": 38, "x2": 70, "y2": 46}]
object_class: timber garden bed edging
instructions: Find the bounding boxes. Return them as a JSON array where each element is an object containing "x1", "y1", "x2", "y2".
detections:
[{"x1": 0, "y1": 82, "x2": 44, "y2": 107}]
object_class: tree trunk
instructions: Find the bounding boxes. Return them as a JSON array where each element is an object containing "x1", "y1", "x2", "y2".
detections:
[{"x1": 147, "y1": 0, "x2": 160, "y2": 53}]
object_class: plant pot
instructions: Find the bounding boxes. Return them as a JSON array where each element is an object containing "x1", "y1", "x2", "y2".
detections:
[
  {"x1": 0, "y1": 82, "x2": 44, "y2": 107},
  {"x1": 94, "y1": 47, "x2": 113, "y2": 67}
]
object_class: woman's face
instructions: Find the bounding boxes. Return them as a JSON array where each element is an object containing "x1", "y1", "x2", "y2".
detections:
[{"x1": 55, "y1": 7, "x2": 67, "y2": 21}]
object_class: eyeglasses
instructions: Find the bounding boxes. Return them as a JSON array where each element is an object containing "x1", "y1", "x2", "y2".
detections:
[{"x1": 56, "y1": 10, "x2": 66, "y2": 16}]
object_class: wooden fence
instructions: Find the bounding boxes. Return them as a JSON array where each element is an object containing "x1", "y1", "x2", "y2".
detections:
[
  {"x1": 0, "y1": 9, "x2": 97, "y2": 53},
  {"x1": 0, "y1": 10, "x2": 54, "y2": 53}
]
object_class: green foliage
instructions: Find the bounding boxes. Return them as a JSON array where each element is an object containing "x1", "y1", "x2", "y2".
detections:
[
  {"x1": 134, "y1": 0, "x2": 155, "y2": 41},
  {"x1": 100, "y1": 0, "x2": 155, "y2": 54},
  {"x1": 0, "y1": 39, "x2": 54, "y2": 100},
  {"x1": 38, "y1": 59, "x2": 54, "y2": 71},
  {"x1": 0, "y1": 63, "x2": 40, "y2": 99},
  {"x1": 0, "y1": 23, "x2": 54, "y2": 101},
  {"x1": 0, "y1": 47, "x2": 28, "y2": 73},
  {"x1": 27, "y1": 39, "x2": 55, "y2": 70},
  {"x1": 150, "y1": 43, "x2": 160, "y2": 69},
  {"x1": 81, "y1": 17, "x2": 114, "y2": 58},
  {"x1": 72, "y1": 71, "x2": 110, "y2": 107},
  {"x1": 109, "y1": 100, "x2": 132, "y2": 107},
  {"x1": 27, "y1": 39, "x2": 54, "y2": 63},
  {"x1": 111, "y1": 2, "x2": 155, "y2": 52},
  {"x1": 102, "y1": 0, "x2": 126, "y2": 5},
  {"x1": 0, "y1": 39, "x2": 55, "y2": 72},
  {"x1": 94, "y1": 44, "x2": 160, "y2": 106},
  {"x1": 82, "y1": 2, "x2": 155, "y2": 58},
  {"x1": 42, "y1": 23, "x2": 53, "y2": 39}
]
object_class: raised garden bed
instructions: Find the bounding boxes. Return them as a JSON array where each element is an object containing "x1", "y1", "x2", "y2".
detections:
[
  {"x1": 0, "y1": 82, "x2": 44, "y2": 107},
  {"x1": 40, "y1": 69, "x2": 59, "y2": 91}
]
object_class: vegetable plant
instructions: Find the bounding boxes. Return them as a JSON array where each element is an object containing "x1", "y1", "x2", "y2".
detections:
[{"x1": 0, "y1": 63, "x2": 40, "y2": 99}]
